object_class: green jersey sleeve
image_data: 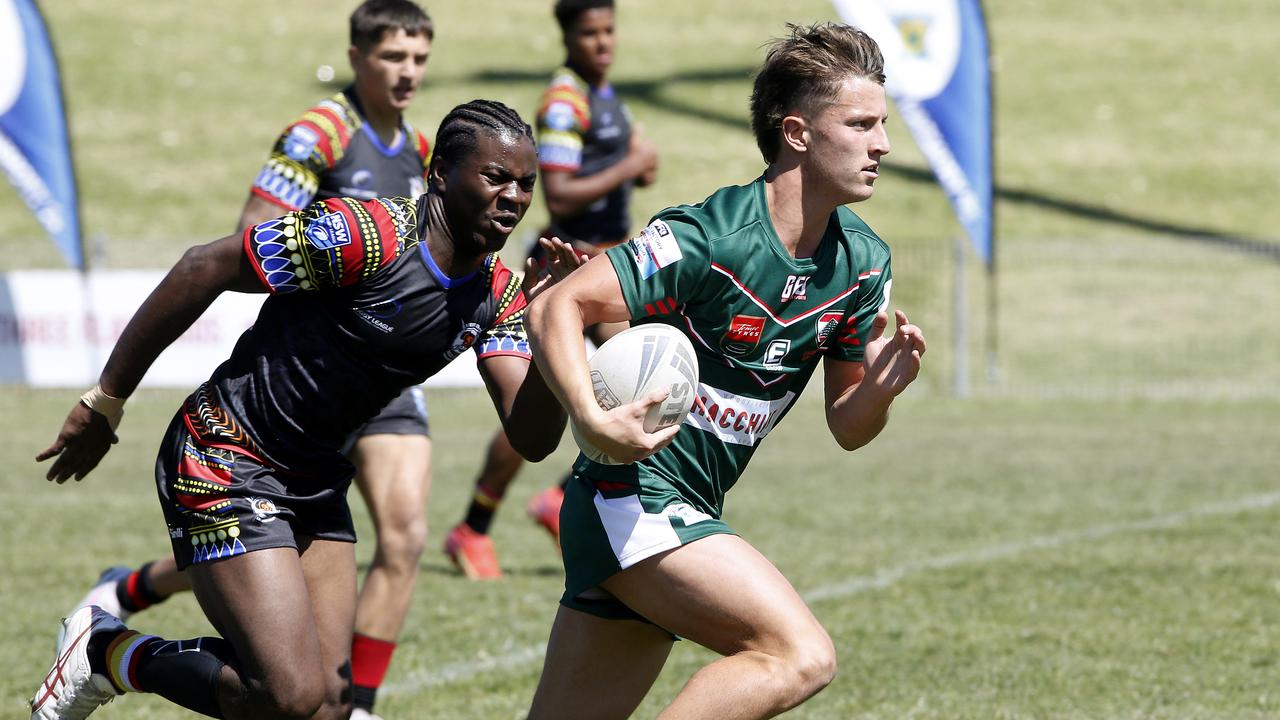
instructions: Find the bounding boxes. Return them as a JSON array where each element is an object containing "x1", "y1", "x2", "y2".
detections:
[
  {"x1": 828, "y1": 259, "x2": 892, "y2": 363},
  {"x1": 604, "y1": 213, "x2": 712, "y2": 321}
]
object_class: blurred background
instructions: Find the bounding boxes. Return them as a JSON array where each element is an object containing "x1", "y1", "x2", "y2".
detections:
[{"x1": 2, "y1": 2, "x2": 1278, "y2": 718}]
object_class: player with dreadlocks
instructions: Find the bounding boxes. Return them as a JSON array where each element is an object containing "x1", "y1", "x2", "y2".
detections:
[
  {"x1": 61, "y1": 4, "x2": 443, "y2": 716},
  {"x1": 31, "y1": 99, "x2": 583, "y2": 720}
]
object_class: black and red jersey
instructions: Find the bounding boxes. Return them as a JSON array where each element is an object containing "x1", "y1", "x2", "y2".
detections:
[
  {"x1": 200, "y1": 194, "x2": 529, "y2": 474},
  {"x1": 250, "y1": 87, "x2": 431, "y2": 212}
]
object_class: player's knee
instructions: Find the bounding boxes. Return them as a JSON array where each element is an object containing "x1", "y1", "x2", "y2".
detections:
[
  {"x1": 783, "y1": 632, "x2": 837, "y2": 699},
  {"x1": 244, "y1": 676, "x2": 326, "y2": 720},
  {"x1": 240, "y1": 661, "x2": 332, "y2": 717},
  {"x1": 378, "y1": 511, "x2": 428, "y2": 566}
]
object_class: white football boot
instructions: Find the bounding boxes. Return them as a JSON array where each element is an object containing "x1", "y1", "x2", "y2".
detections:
[{"x1": 31, "y1": 605, "x2": 123, "y2": 720}]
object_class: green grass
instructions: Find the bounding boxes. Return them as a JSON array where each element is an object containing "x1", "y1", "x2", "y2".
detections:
[
  {"x1": 4, "y1": 388, "x2": 1278, "y2": 719},
  {"x1": 2, "y1": 0, "x2": 1279, "y2": 717}
]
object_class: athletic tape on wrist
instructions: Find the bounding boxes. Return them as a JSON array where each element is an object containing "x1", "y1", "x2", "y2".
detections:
[{"x1": 80, "y1": 384, "x2": 126, "y2": 431}]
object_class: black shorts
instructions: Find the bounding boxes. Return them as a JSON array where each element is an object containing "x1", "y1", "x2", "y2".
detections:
[
  {"x1": 342, "y1": 385, "x2": 430, "y2": 455},
  {"x1": 155, "y1": 410, "x2": 356, "y2": 570}
]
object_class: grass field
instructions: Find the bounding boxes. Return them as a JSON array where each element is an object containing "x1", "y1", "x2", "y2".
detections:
[{"x1": 3, "y1": 0, "x2": 1279, "y2": 718}]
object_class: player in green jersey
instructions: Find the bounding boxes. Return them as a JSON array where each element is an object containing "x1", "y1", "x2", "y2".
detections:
[{"x1": 524, "y1": 23, "x2": 927, "y2": 719}]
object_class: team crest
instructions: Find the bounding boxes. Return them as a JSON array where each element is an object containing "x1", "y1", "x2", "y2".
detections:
[
  {"x1": 284, "y1": 125, "x2": 319, "y2": 161},
  {"x1": 816, "y1": 312, "x2": 843, "y2": 347},
  {"x1": 305, "y1": 212, "x2": 352, "y2": 250},
  {"x1": 249, "y1": 497, "x2": 281, "y2": 523},
  {"x1": 721, "y1": 315, "x2": 765, "y2": 357},
  {"x1": 444, "y1": 322, "x2": 483, "y2": 361}
]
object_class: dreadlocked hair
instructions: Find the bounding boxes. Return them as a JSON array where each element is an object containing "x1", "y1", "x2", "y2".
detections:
[{"x1": 431, "y1": 100, "x2": 534, "y2": 174}]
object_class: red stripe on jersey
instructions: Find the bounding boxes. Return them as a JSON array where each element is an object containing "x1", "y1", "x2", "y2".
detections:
[
  {"x1": 332, "y1": 199, "x2": 401, "y2": 286},
  {"x1": 708, "y1": 262, "x2": 859, "y2": 327},
  {"x1": 249, "y1": 186, "x2": 301, "y2": 212},
  {"x1": 242, "y1": 225, "x2": 272, "y2": 289},
  {"x1": 311, "y1": 105, "x2": 351, "y2": 156},
  {"x1": 540, "y1": 87, "x2": 590, "y2": 130},
  {"x1": 539, "y1": 161, "x2": 580, "y2": 173},
  {"x1": 177, "y1": 455, "x2": 232, "y2": 485},
  {"x1": 664, "y1": 297, "x2": 677, "y2": 313},
  {"x1": 490, "y1": 258, "x2": 528, "y2": 325},
  {"x1": 836, "y1": 316, "x2": 862, "y2": 345},
  {"x1": 414, "y1": 131, "x2": 431, "y2": 162},
  {"x1": 644, "y1": 303, "x2": 656, "y2": 316},
  {"x1": 176, "y1": 493, "x2": 229, "y2": 512}
]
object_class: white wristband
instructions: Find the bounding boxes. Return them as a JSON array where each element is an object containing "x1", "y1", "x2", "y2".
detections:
[{"x1": 80, "y1": 384, "x2": 126, "y2": 431}]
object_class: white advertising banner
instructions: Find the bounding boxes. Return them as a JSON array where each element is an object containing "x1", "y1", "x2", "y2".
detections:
[{"x1": 0, "y1": 270, "x2": 485, "y2": 388}]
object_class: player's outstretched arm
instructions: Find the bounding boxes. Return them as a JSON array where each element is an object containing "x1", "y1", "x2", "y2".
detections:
[
  {"x1": 473, "y1": 237, "x2": 584, "y2": 461},
  {"x1": 824, "y1": 309, "x2": 926, "y2": 451},
  {"x1": 525, "y1": 255, "x2": 679, "y2": 464},
  {"x1": 36, "y1": 233, "x2": 264, "y2": 482}
]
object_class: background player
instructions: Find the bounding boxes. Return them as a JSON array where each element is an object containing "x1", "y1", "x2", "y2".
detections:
[
  {"x1": 523, "y1": 24, "x2": 927, "y2": 719},
  {"x1": 443, "y1": 0, "x2": 660, "y2": 579},
  {"x1": 64, "y1": 2, "x2": 441, "y2": 717},
  {"x1": 32, "y1": 100, "x2": 582, "y2": 720}
]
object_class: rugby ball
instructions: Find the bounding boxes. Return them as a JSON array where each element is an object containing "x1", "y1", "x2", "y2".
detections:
[{"x1": 571, "y1": 323, "x2": 699, "y2": 464}]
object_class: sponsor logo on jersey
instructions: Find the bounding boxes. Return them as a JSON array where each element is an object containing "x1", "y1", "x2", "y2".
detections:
[
  {"x1": 762, "y1": 339, "x2": 790, "y2": 369},
  {"x1": 627, "y1": 220, "x2": 681, "y2": 279},
  {"x1": 781, "y1": 274, "x2": 809, "y2": 301},
  {"x1": 284, "y1": 125, "x2": 319, "y2": 161},
  {"x1": 721, "y1": 315, "x2": 765, "y2": 357},
  {"x1": 664, "y1": 502, "x2": 712, "y2": 527},
  {"x1": 351, "y1": 169, "x2": 372, "y2": 187},
  {"x1": 816, "y1": 311, "x2": 843, "y2": 347},
  {"x1": 685, "y1": 385, "x2": 796, "y2": 446},
  {"x1": 249, "y1": 497, "x2": 280, "y2": 523},
  {"x1": 443, "y1": 322, "x2": 484, "y2": 361},
  {"x1": 353, "y1": 299, "x2": 401, "y2": 333},
  {"x1": 304, "y1": 212, "x2": 352, "y2": 250}
]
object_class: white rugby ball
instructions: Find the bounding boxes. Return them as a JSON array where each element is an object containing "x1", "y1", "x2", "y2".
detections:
[{"x1": 571, "y1": 323, "x2": 699, "y2": 465}]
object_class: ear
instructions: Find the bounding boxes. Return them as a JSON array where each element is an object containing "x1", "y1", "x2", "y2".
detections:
[
  {"x1": 347, "y1": 45, "x2": 360, "y2": 72},
  {"x1": 780, "y1": 114, "x2": 809, "y2": 154},
  {"x1": 428, "y1": 156, "x2": 449, "y2": 193}
]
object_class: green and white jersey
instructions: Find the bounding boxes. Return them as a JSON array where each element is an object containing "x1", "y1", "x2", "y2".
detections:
[{"x1": 581, "y1": 176, "x2": 892, "y2": 515}]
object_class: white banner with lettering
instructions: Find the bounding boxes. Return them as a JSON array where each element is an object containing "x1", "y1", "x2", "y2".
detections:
[{"x1": 0, "y1": 270, "x2": 485, "y2": 388}]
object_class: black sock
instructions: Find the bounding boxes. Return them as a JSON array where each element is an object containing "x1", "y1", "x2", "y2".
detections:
[
  {"x1": 463, "y1": 484, "x2": 502, "y2": 535},
  {"x1": 114, "y1": 562, "x2": 167, "y2": 613},
  {"x1": 134, "y1": 636, "x2": 235, "y2": 719},
  {"x1": 353, "y1": 684, "x2": 377, "y2": 712}
]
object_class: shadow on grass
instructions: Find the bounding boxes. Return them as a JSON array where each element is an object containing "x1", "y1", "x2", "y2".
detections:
[{"x1": 414, "y1": 561, "x2": 563, "y2": 580}]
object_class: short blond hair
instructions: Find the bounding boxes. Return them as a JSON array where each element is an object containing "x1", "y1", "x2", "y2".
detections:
[{"x1": 749, "y1": 23, "x2": 886, "y2": 163}]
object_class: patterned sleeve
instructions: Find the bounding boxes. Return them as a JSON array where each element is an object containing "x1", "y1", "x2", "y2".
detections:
[
  {"x1": 536, "y1": 73, "x2": 590, "y2": 172},
  {"x1": 474, "y1": 256, "x2": 532, "y2": 360},
  {"x1": 411, "y1": 128, "x2": 432, "y2": 181},
  {"x1": 604, "y1": 210, "x2": 712, "y2": 322},
  {"x1": 242, "y1": 197, "x2": 417, "y2": 294},
  {"x1": 827, "y1": 255, "x2": 893, "y2": 364},
  {"x1": 250, "y1": 101, "x2": 349, "y2": 211}
]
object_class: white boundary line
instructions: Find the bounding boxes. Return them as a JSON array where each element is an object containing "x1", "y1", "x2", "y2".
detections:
[{"x1": 384, "y1": 491, "x2": 1280, "y2": 695}]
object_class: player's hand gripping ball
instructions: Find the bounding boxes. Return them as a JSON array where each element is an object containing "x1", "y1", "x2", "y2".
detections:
[{"x1": 571, "y1": 324, "x2": 699, "y2": 464}]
